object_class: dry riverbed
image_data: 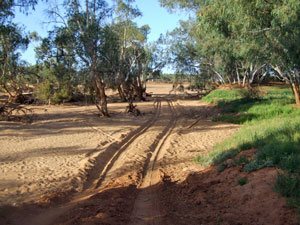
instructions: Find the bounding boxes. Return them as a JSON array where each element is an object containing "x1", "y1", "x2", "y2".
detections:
[{"x1": 0, "y1": 83, "x2": 298, "y2": 225}]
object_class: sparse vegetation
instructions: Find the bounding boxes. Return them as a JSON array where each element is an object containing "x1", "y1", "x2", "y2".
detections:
[
  {"x1": 2, "y1": 0, "x2": 300, "y2": 223},
  {"x1": 238, "y1": 177, "x2": 248, "y2": 186},
  {"x1": 275, "y1": 173, "x2": 300, "y2": 210}
]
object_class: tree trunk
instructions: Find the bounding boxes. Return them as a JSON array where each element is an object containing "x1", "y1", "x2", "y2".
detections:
[
  {"x1": 292, "y1": 83, "x2": 300, "y2": 105},
  {"x1": 94, "y1": 75, "x2": 109, "y2": 117},
  {"x1": 273, "y1": 66, "x2": 300, "y2": 106},
  {"x1": 236, "y1": 65, "x2": 241, "y2": 85},
  {"x1": 212, "y1": 69, "x2": 225, "y2": 84},
  {"x1": 226, "y1": 75, "x2": 232, "y2": 85},
  {"x1": 118, "y1": 85, "x2": 127, "y2": 102},
  {"x1": 135, "y1": 76, "x2": 145, "y2": 101},
  {"x1": 242, "y1": 75, "x2": 247, "y2": 87}
]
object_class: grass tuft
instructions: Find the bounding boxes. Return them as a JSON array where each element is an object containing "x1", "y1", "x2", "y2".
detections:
[{"x1": 238, "y1": 177, "x2": 248, "y2": 186}]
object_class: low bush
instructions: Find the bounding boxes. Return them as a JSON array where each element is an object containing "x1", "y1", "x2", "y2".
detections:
[{"x1": 36, "y1": 81, "x2": 72, "y2": 104}]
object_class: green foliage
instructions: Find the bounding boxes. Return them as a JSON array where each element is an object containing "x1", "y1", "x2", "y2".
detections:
[
  {"x1": 0, "y1": 24, "x2": 30, "y2": 95},
  {"x1": 51, "y1": 86, "x2": 71, "y2": 104},
  {"x1": 238, "y1": 177, "x2": 248, "y2": 186},
  {"x1": 36, "y1": 80, "x2": 52, "y2": 103},
  {"x1": 243, "y1": 160, "x2": 274, "y2": 173},
  {"x1": 239, "y1": 88, "x2": 262, "y2": 100},
  {"x1": 164, "y1": 20, "x2": 201, "y2": 76},
  {"x1": 159, "y1": 74, "x2": 174, "y2": 82},
  {"x1": 197, "y1": 116, "x2": 300, "y2": 168},
  {"x1": 159, "y1": 0, "x2": 201, "y2": 12},
  {"x1": 35, "y1": 66, "x2": 72, "y2": 104},
  {"x1": 162, "y1": 0, "x2": 300, "y2": 103},
  {"x1": 36, "y1": 81, "x2": 72, "y2": 104},
  {"x1": 198, "y1": 87, "x2": 300, "y2": 213},
  {"x1": 202, "y1": 89, "x2": 243, "y2": 104},
  {"x1": 203, "y1": 87, "x2": 299, "y2": 124},
  {"x1": 275, "y1": 173, "x2": 300, "y2": 211},
  {"x1": 234, "y1": 156, "x2": 250, "y2": 166}
]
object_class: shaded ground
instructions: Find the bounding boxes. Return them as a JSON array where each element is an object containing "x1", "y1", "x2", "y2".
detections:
[
  {"x1": 0, "y1": 83, "x2": 298, "y2": 225},
  {"x1": 159, "y1": 161, "x2": 298, "y2": 225}
]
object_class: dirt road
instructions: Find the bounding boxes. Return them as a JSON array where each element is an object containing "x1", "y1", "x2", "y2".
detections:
[{"x1": 1, "y1": 96, "x2": 298, "y2": 225}]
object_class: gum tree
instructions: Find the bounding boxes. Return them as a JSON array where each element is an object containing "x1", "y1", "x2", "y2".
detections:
[{"x1": 0, "y1": 0, "x2": 40, "y2": 101}]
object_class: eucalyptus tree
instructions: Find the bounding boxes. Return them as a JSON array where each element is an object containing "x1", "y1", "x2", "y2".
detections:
[
  {"x1": 165, "y1": 20, "x2": 201, "y2": 76},
  {"x1": 214, "y1": 0, "x2": 300, "y2": 103},
  {"x1": 44, "y1": 0, "x2": 112, "y2": 115},
  {"x1": 35, "y1": 26, "x2": 77, "y2": 103},
  {"x1": 144, "y1": 39, "x2": 166, "y2": 80},
  {"x1": 111, "y1": 0, "x2": 147, "y2": 102},
  {"x1": 262, "y1": 0, "x2": 300, "y2": 104},
  {"x1": 160, "y1": 0, "x2": 235, "y2": 85},
  {"x1": 159, "y1": 0, "x2": 201, "y2": 12},
  {"x1": 0, "y1": 25, "x2": 30, "y2": 100},
  {"x1": 0, "y1": 0, "x2": 39, "y2": 19},
  {"x1": 162, "y1": 0, "x2": 300, "y2": 101},
  {"x1": 195, "y1": 0, "x2": 272, "y2": 86},
  {"x1": 113, "y1": 21, "x2": 151, "y2": 103},
  {"x1": 0, "y1": 0, "x2": 40, "y2": 101},
  {"x1": 68, "y1": 0, "x2": 113, "y2": 115}
]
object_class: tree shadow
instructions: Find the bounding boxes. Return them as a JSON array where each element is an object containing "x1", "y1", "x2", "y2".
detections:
[
  {"x1": 214, "y1": 98, "x2": 269, "y2": 124},
  {"x1": 1, "y1": 163, "x2": 298, "y2": 225},
  {"x1": 0, "y1": 146, "x2": 94, "y2": 163}
]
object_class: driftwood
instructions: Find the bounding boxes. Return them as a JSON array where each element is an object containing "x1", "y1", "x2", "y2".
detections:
[
  {"x1": 125, "y1": 103, "x2": 142, "y2": 117},
  {"x1": 0, "y1": 102, "x2": 34, "y2": 123}
]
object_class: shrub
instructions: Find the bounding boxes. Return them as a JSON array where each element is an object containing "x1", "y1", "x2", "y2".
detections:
[
  {"x1": 275, "y1": 173, "x2": 300, "y2": 210},
  {"x1": 36, "y1": 81, "x2": 52, "y2": 104},
  {"x1": 238, "y1": 177, "x2": 248, "y2": 186},
  {"x1": 239, "y1": 87, "x2": 262, "y2": 100},
  {"x1": 51, "y1": 86, "x2": 71, "y2": 104},
  {"x1": 36, "y1": 82, "x2": 72, "y2": 104},
  {"x1": 202, "y1": 89, "x2": 243, "y2": 104}
]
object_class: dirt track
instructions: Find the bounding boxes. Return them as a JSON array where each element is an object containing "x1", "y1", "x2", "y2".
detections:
[{"x1": 1, "y1": 92, "x2": 299, "y2": 225}]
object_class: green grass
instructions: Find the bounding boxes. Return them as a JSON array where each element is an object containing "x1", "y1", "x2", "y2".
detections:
[
  {"x1": 198, "y1": 86, "x2": 300, "y2": 211},
  {"x1": 275, "y1": 173, "x2": 300, "y2": 210},
  {"x1": 203, "y1": 87, "x2": 300, "y2": 124},
  {"x1": 238, "y1": 177, "x2": 248, "y2": 186},
  {"x1": 202, "y1": 89, "x2": 243, "y2": 104}
]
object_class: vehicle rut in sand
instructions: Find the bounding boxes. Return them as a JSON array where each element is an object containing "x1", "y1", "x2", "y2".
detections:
[{"x1": 15, "y1": 99, "x2": 179, "y2": 225}]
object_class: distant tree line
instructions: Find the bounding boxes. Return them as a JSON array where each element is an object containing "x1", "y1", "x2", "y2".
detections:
[
  {"x1": 0, "y1": 0, "x2": 164, "y2": 117},
  {"x1": 160, "y1": 0, "x2": 300, "y2": 105}
]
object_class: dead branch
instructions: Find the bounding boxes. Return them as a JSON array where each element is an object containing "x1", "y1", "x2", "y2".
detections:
[{"x1": 0, "y1": 102, "x2": 34, "y2": 123}]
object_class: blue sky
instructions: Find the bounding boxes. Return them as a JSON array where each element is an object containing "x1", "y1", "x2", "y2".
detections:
[{"x1": 14, "y1": 0, "x2": 187, "y2": 64}]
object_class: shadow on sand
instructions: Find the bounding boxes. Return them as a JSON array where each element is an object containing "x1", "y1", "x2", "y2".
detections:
[{"x1": 0, "y1": 162, "x2": 298, "y2": 225}]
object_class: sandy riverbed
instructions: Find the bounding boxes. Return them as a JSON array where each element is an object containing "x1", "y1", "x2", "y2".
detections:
[{"x1": 0, "y1": 103, "x2": 154, "y2": 206}]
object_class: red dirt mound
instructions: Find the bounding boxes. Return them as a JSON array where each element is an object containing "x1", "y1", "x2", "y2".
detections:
[{"x1": 158, "y1": 165, "x2": 299, "y2": 225}]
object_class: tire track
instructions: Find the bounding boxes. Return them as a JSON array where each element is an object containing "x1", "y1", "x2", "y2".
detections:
[
  {"x1": 15, "y1": 100, "x2": 163, "y2": 225},
  {"x1": 83, "y1": 99, "x2": 162, "y2": 190},
  {"x1": 140, "y1": 99, "x2": 177, "y2": 187},
  {"x1": 130, "y1": 99, "x2": 178, "y2": 225},
  {"x1": 18, "y1": 99, "x2": 177, "y2": 225}
]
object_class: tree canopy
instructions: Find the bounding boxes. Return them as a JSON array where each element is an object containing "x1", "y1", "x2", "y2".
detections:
[{"x1": 161, "y1": 0, "x2": 300, "y2": 104}]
